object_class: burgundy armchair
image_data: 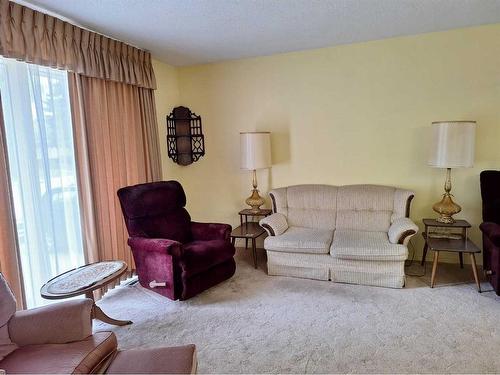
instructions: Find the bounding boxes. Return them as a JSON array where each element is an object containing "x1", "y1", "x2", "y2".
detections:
[
  {"x1": 479, "y1": 170, "x2": 500, "y2": 295},
  {"x1": 117, "y1": 181, "x2": 236, "y2": 300}
]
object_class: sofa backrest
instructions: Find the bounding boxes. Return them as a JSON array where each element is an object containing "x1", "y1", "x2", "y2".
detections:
[
  {"x1": 271, "y1": 185, "x2": 338, "y2": 230},
  {"x1": 269, "y1": 184, "x2": 414, "y2": 232},
  {"x1": 336, "y1": 185, "x2": 395, "y2": 232}
]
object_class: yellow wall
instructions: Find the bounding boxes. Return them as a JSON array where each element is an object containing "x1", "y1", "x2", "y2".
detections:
[
  {"x1": 154, "y1": 24, "x2": 500, "y2": 263},
  {"x1": 152, "y1": 59, "x2": 180, "y2": 170}
]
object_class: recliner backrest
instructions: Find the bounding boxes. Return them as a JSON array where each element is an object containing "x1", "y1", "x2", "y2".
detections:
[
  {"x1": 480, "y1": 170, "x2": 500, "y2": 225},
  {"x1": 117, "y1": 181, "x2": 192, "y2": 243}
]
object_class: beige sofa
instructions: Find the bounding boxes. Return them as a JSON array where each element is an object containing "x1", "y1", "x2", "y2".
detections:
[{"x1": 259, "y1": 184, "x2": 418, "y2": 288}]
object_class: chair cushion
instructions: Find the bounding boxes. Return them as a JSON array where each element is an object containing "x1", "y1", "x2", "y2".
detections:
[
  {"x1": 330, "y1": 229, "x2": 408, "y2": 261},
  {"x1": 106, "y1": 344, "x2": 197, "y2": 374},
  {"x1": 264, "y1": 226, "x2": 333, "y2": 254},
  {"x1": 181, "y1": 240, "x2": 235, "y2": 277},
  {"x1": 0, "y1": 331, "x2": 117, "y2": 374},
  {"x1": 129, "y1": 210, "x2": 192, "y2": 243},
  {"x1": 0, "y1": 273, "x2": 17, "y2": 361}
]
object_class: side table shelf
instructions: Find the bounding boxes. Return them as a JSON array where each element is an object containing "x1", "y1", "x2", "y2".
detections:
[
  {"x1": 231, "y1": 209, "x2": 272, "y2": 269},
  {"x1": 421, "y1": 218, "x2": 481, "y2": 292}
]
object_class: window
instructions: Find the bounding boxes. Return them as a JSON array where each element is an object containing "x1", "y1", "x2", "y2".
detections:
[{"x1": 0, "y1": 57, "x2": 84, "y2": 308}]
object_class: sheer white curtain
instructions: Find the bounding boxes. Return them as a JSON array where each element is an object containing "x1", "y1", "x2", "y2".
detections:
[{"x1": 0, "y1": 57, "x2": 84, "y2": 308}]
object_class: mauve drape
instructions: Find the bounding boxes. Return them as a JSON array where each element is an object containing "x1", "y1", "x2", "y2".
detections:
[
  {"x1": 68, "y1": 73, "x2": 161, "y2": 294},
  {"x1": 0, "y1": 0, "x2": 156, "y2": 89},
  {"x1": 0, "y1": 95, "x2": 24, "y2": 309},
  {"x1": 0, "y1": 0, "x2": 161, "y2": 301}
]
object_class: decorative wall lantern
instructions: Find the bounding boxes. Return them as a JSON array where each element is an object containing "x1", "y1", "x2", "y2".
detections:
[{"x1": 166, "y1": 106, "x2": 205, "y2": 166}]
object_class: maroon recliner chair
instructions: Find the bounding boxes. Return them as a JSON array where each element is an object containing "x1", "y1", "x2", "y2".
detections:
[
  {"x1": 117, "y1": 181, "x2": 236, "y2": 300},
  {"x1": 479, "y1": 170, "x2": 500, "y2": 295}
]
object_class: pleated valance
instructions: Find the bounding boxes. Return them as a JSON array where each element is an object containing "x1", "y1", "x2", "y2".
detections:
[{"x1": 0, "y1": 0, "x2": 156, "y2": 89}]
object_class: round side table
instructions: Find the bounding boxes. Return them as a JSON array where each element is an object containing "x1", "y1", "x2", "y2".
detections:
[{"x1": 41, "y1": 260, "x2": 132, "y2": 326}]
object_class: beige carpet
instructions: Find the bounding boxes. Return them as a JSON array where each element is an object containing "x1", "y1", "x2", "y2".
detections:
[{"x1": 95, "y1": 248, "x2": 500, "y2": 373}]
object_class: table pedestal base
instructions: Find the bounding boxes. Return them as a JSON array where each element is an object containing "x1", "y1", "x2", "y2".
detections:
[
  {"x1": 92, "y1": 304, "x2": 132, "y2": 326},
  {"x1": 86, "y1": 292, "x2": 132, "y2": 326}
]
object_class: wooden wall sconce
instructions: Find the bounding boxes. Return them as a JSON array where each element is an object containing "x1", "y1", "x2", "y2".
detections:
[{"x1": 166, "y1": 106, "x2": 205, "y2": 166}]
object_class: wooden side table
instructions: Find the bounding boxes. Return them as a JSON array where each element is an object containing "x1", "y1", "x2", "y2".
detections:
[
  {"x1": 421, "y1": 218, "x2": 471, "y2": 267},
  {"x1": 237, "y1": 208, "x2": 272, "y2": 249},
  {"x1": 421, "y1": 219, "x2": 481, "y2": 292},
  {"x1": 238, "y1": 208, "x2": 272, "y2": 227},
  {"x1": 231, "y1": 209, "x2": 271, "y2": 269},
  {"x1": 230, "y1": 223, "x2": 266, "y2": 269}
]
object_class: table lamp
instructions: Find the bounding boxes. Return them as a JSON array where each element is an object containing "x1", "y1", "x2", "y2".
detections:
[
  {"x1": 428, "y1": 121, "x2": 476, "y2": 224},
  {"x1": 240, "y1": 131, "x2": 271, "y2": 213}
]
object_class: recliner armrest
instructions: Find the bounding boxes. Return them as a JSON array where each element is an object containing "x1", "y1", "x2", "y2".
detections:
[
  {"x1": 128, "y1": 237, "x2": 183, "y2": 258},
  {"x1": 190, "y1": 222, "x2": 232, "y2": 241},
  {"x1": 259, "y1": 213, "x2": 288, "y2": 236},
  {"x1": 480, "y1": 222, "x2": 500, "y2": 247},
  {"x1": 388, "y1": 217, "x2": 419, "y2": 245},
  {"x1": 9, "y1": 298, "x2": 93, "y2": 346}
]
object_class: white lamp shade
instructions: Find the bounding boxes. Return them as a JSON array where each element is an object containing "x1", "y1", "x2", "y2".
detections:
[
  {"x1": 240, "y1": 132, "x2": 271, "y2": 170},
  {"x1": 428, "y1": 121, "x2": 476, "y2": 168}
]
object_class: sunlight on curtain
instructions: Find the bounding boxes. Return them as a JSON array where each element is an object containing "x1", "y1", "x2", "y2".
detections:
[{"x1": 0, "y1": 57, "x2": 84, "y2": 308}]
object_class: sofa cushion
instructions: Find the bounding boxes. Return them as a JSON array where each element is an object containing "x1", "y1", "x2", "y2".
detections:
[
  {"x1": 286, "y1": 185, "x2": 338, "y2": 229},
  {"x1": 106, "y1": 344, "x2": 197, "y2": 374},
  {"x1": 181, "y1": 240, "x2": 236, "y2": 277},
  {"x1": 336, "y1": 185, "x2": 395, "y2": 232},
  {"x1": 0, "y1": 273, "x2": 17, "y2": 361},
  {"x1": 264, "y1": 226, "x2": 333, "y2": 254},
  {"x1": 0, "y1": 331, "x2": 117, "y2": 374},
  {"x1": 331, "y1": 229, "x2": 408, "y2": 261}
]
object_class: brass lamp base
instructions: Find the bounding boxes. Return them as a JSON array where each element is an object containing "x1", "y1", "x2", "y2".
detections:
[
  {"x1": 245, "y1": 189, "x2": 265, "y2": 213},
  {"x1": 432, "y1": 168, "x2": 461, "y2": 224},
  {"x1": 433, "y1": 193, "x2": 461, "y2": 224},
  {"x1": 245, "y1": 169, "x2": 265, "y2": 213}
]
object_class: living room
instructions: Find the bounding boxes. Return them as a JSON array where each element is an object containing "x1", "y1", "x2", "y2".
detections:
[{"x1": 1, "y1": 0, "x2": 500, "y2": 374}]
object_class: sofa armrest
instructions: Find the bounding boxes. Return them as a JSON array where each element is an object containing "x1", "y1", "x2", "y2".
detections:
[
  {"x1": 190, "y1": 222, "x2": 232, "y2": 241},
  {"x1": 388, "y1": 217, "x2": 419, "y2": 245},
  {"x1": 259, "y1": 213, "x2": 288, "y2": 236},
  {"x1": 128, "y1": 237, "x2": 183, "y2": 258},
  {"x1": 9, "y1": 298, "x2": 93, "y2": 346},
  {"x1": 480, "y1": 222, "x2": 500, "y2": 247}
]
